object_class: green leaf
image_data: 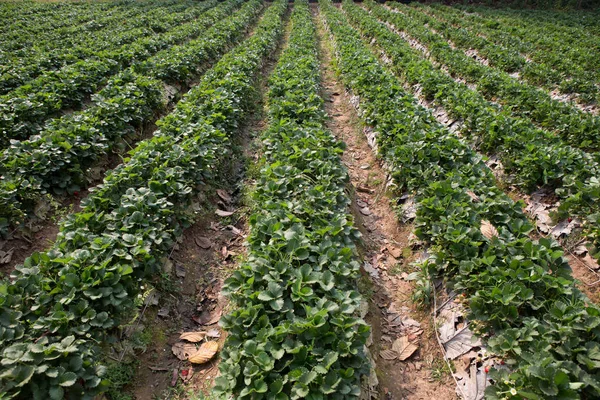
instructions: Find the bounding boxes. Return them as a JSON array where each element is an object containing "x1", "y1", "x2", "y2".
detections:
[
  {"x1": 59, "y1": 371, "x2": 78, "y2": 387},
  {"x1": 49, "y1": 386, "x2": 64, "y2": 400}
]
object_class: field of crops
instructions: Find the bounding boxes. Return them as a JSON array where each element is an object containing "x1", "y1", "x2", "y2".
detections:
[{"x1": 1, "y1": 0, "x2": 599, "y2": 399}]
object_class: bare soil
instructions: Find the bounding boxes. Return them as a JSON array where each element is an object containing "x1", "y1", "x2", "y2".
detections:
[{"x1": 314, "y1": 5, "x2": 458, "y2": 399}]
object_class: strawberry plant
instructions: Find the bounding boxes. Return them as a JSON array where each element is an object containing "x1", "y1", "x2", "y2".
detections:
[
  {"x1": 0, "y1": 0, "x2": 224, "y2": 146},
  {"x1": 0, "y1": 0, "x2": 256, "y2": 236},
  {"x1": 380, "y1": 1, "x2": 600, "y2": 152},
  {"x1": 216, "y1": 2, "x2": 369, "y2": 397},
  {"x1": 349, "y1": 0, "x2": 600, "y2": 263},
  {"x1": 0, "y1": 0, "x2": 210, "y2": 96},
  {"x1": 0, "y1": 1, "x2": 287, "y2": 397},
  {"x1": 321, "y1": 0, "x2": 600, "y2": 397}
]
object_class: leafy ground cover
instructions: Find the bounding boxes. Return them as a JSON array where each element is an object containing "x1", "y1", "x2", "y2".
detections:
[
  {"x1": 0, "y1": 0, "x2": 203, "y2": 95},
  {"x1": 216, "y1": 2, "x2": 368, "y2": 397},
  {"x1": 0, "y1": 0, "x2": 218, "y2": 145},
  {"x1": 1, "y1": 1, "x2": 599, "y2": 399},
  {"x1": 0, "y1": 0, "x2": 287, "y2": 397},
  {"x1": 379, "y1": 2, "x2": 600, "y2": 152},
  {"x1": 351, "y1": 0, "x2": 600, "y2": 263},
  {"x1": 0, "y1": 0, "x2": 257, "y2": 235},
  {"x1": 322, "y1": 0, "x2": 600, "y2": 397},
  {"x1": 417, "y1": 3, "x2": 600, "y2": 104}
]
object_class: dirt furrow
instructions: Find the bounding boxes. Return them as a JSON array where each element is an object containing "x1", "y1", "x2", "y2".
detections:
[
  {"x1": 313, "y1": 5, "x2": 458, "y2": 399},
  {"x1": 106, "y1": 9, "x2": 293, "y2": 400}
]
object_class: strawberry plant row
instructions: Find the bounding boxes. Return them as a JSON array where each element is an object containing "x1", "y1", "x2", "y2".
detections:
[
  {"x1": 452, "y1": 4, "x2": 600, "y2": 45},
  {"x1": 346, "y1": 0, "x2": 600, "y2": 261},
  {"x1": 0, "y1": 0, "x2": 182, "y2": 55},
  {"x1": 0, "y1": 0, "x2": 222, "y2": 145},
  {"x1": 322, "y1": 1, "x2": 600, "y2": 398},
  {"x1": 0, "y1": 1, "x2": 287, "y2": 398},
  {"x1": 423, "y1": 3, "x2": 600, "y2": 103},
  {"x1": 0, "y1": 0, "x2": 128, "y2": 43},
  {"x1": 402, "y1": 4, "x2": 600, "y2": 106},
  {"x1": 0, "y1": 0, "x2": 208, "y2": 95},
  {"x1": 215, "y1": 1, "x2": 368, "y2": 398},
  {"x1": 375, "y1": 2, "x2": 600, "y2": 153},
  {"x1": 0, "y1": 0, "x2": 256, "y2": 235}
]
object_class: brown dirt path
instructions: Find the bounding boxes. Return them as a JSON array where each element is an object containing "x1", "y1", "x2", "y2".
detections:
[{"x1": 313, "y1": 5, "x2": 458, "y2": 400}]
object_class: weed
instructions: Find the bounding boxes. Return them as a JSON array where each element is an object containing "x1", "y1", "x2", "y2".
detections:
[
  {"x1": 428, "y1": 358, "x2": 453, "y2": 382},
  {"x1": 104, "y1": 359, "x2": 139, "y2": 400}
]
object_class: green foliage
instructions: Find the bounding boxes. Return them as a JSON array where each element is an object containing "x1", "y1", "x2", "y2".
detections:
[
  {"x1": 0, "y1": 0, "x2": 253, "y2": 235},
  {"x1": 0, "y1": 1, "x2": 287, "y2": 397},
  {"x1": 0, "y1": 0, "x2": 220, "y2": 147},
  {"x1": 356, "y1": 0, "x2": 600, "y2": 264},
  {"x1": 215, "y1": 2, "x2": 369, "y2": 398},
  {"x1": 0, "y1": 1, "x2": 215, "y2": 96},
  {"x1": 322, "y1": 0, "x2": 600, "y2": 397},
  {"x1": 104, "y1": 360, "x2": 138, "y2": 400}
]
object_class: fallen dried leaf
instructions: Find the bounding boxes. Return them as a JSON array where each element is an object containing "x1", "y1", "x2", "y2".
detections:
[
  {"x1": 379, "y1": 349, "x2": 398, "y2": 360},
  {"x1": 402, "y1": 318, "x2": 421, "y2": 328},
  {"x1": 175, "y1": 264, "x2": 186, "y2": 278},
  {"x1": 188, "y1": 341, "x2": 219, "y2": 364},
  {"x1": 195, "y1": 237, "x2": 212, "y2": 249},
  {"x1": 392, "y1": 336, "x2": 418, "y2": 361},
  {"x1": 0, "y1": 249, "x2": 13, "y2": 264},
  {"x1": 215, "y1": 209, "x2": 234, "y2": 217},
  {"x1": 157, "y1": 307, "x2": 170, "y2": 318},
  {"x1": 172, "y1": 342, "x2": 197, "y2": 361},
  {"x1": 226, "y1": 225, "x2": 242, "y2": 236},
  {"x1": 357, "y1": 185, "x2": 375, "y2": 194},
  {"x1": 573, "y1": 244, "x2": 588, "y2": 256},
  {"x1": 206, "y1": 329, "x2": 221, "y2": 338},
  {"x1": 148, "y1": 366, "x2": 170, "y2": 372},
  {"x1": 444, "y1": 328, "x2": 482, "y2": 360},
  {"x1": 480, "y1": 220, "x2": 498, "y2": 240},
  {"x1": 216, "y1": 189, "x2": 231, "y2": 204},
  {"x1": 170, "y1": 368, "x2": 179, "y2": 387},
  {"x1": 387, "y1": 246, "x2": 402, "y2": 259},
  {"x1": 582, "y1": 253, "x2": 600, "y2": 270},
  {"x1": 179, "y1": 331, "x2": 207, "y2": 343},
  {"x1": 221, "y1": 246, "x2": 228, "y2": 258},
  {"x1": 193, "y1": 308, "x2": 222, "y2": 326},
  {"x1": 360, "y1": 207, "x2": 372, "y2": 216},
  {"x1": 466, "y1": 191, "x2": 480, "y2": 203}
]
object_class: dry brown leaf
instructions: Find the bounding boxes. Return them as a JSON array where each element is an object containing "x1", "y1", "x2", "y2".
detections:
[
  {"x1": 206, "y1": 329, "x2": 221, "y2": 338},
  {"x1": 359, "y1": 207, "x2": 372, "y2": 216},
  {"x1": 582, "y1": 253, "x2": 600, "y2": 270},
  {"x1": 195, "y1": 237, "x2": 212, "y2": 249},
  {"x1": 188, "y1": 341, "x2": 219, "y2": 364},
  {"x1": 171, "y1": 342, "x2": 197, "y2": 361},
  {"x1": 480, "y1": 220, "x2": 498, "y2": 240},
  {"x1": 193, "y1": 307, "x2": 222, "y2": 326},
  {"x1": 0, "y1": 249, "x2": 13, "y2": 264},
  {"x1": 379, "y1": 349, "x2": 398, "y2": 360},
  {"x1": 215, "y1": 209, "x2": 235, "y2": 217},
  {"x1": 466, "y1": 191, "x2": 480, "y2": 203},
  {"x1": 392, "y1": 336, "x2": 418, "y2": 361},
  {"x1": 357, "y1": 185, "x2": 375, "y2": 194},
  {"x1": 216, "y1": 189, "x2": 231, "y2": 204},
  {"x1": 387, "y1": 246, "x2": 402, "y2": 259},
  {"x1": 179, "y1": 331, "x2": 207, "y2": 343}
]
